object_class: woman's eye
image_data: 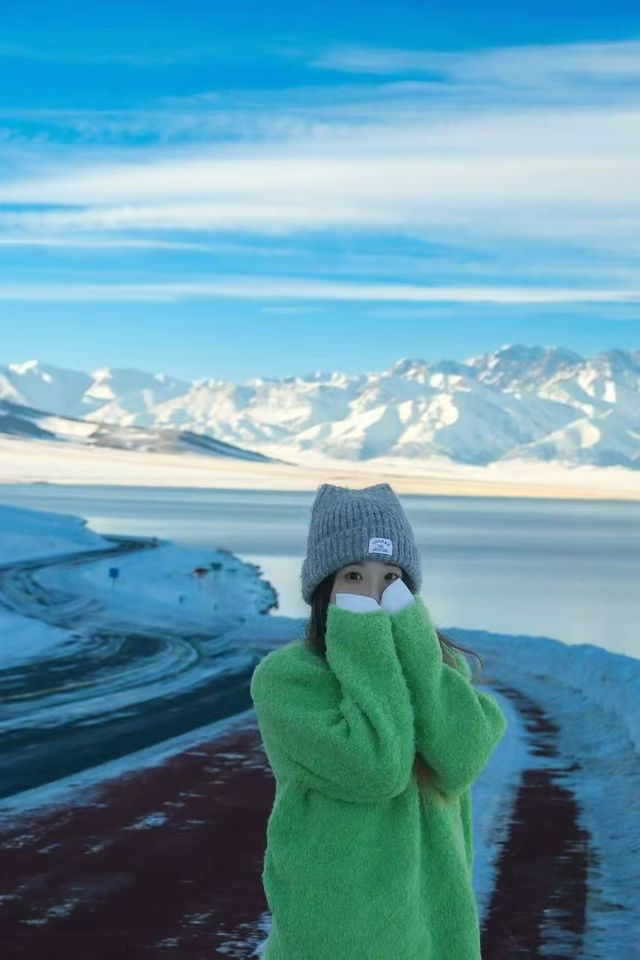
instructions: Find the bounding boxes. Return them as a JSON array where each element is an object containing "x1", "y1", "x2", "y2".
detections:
[{"x1": 344, "y1": 571, "x2": 399, "y2": 581}]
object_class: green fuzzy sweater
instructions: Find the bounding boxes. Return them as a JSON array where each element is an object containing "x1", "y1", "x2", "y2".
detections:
[{"x1": 250, "y1": 596, "x2": 508, "y2": 960}]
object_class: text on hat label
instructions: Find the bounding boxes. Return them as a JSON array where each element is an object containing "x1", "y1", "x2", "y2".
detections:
[{"x1": 368, "y1": 537, "x2": 393, "y2": 555}]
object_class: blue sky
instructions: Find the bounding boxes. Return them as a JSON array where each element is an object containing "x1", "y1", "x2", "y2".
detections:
[{"x1": 1, "y1": 0, "x2": 639, "y2": 382}]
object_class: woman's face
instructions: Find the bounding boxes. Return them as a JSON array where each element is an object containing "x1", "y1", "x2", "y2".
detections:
[{"x1": 330, "y1": 559, "x2": 404, "y2": 606}]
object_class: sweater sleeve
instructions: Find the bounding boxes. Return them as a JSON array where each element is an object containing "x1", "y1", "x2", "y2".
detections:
[
  {"x1": 249, "y1": 603, "x2": 416, "y2": 804},
  {"x1": 390, "y1": 596, "x2": 507, "y2": 798}
]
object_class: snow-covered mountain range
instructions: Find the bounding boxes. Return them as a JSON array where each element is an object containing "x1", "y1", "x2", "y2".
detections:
[{"x1": 1, "y1": 345, "x2": 638, "y2": 470}]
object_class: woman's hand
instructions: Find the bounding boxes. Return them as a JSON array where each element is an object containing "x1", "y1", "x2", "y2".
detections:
[
  {"x1": 333, "y1": 593, "x2": 382, "y2": 613},
  {"x1": 333, "y1": 579, "x2": 417, "y2": 613},
  {"x1": 380, "y1": 578, "x2": 417, "y2": 613}
]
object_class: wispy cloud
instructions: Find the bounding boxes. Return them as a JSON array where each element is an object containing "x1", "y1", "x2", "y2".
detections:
[
  {"x1": 0, "y1": 277, "x2": 638, "y2": 303},
  {"x1": 309, "y1": 38, "x2": 640, "y2": 86},
  {"x1": 0, "y1": 235, "x2": 213, "y2": 250},
  {"x1": 2, "y1": 109, "x2": 638, "y2": 257},
  {"x1": 3, "y1": 37, "x2": 640, "y2": 146},
  {"x1": 2, "y1": 36, "x2": 640, "y2": 290}
]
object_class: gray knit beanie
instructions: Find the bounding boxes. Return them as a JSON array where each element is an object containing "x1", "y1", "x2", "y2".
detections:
[{"x1": 300, "y1": 482, "x2": 422, "y2": 604}]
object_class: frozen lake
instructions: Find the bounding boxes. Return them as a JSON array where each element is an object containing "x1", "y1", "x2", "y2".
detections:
[{"x1": 0, "y1": 482, "x2": 638, "y2": 658}]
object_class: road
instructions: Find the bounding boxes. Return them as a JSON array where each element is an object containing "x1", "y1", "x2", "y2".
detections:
[
  {"x1": 0, "y1": 688, "x2": 594, "y2": 959},
  {"x1": 0, "y1": 538, "x2": 258, "y2": 798}
]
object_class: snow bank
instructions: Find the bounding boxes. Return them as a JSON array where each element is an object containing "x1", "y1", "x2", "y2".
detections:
[
  {"x1": 0, "y1": 609, "x2": 71, "y2": 666},
  {"x1": 467, "y1": 628, "x2": 640, "y2": 756},
  {"x1": 454, "y1": 625, "x2": 640, "y2": 956},
  {"x1": 36, "y1": 540, "x2": 277, "y2": 631},
  {"x1": 0, "y1": 502, "x2": 112, "y2": 565}
]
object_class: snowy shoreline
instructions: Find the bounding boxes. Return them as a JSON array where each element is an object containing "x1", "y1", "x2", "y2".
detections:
[{"x1": 0, "y1": 433, "x2": 638, "y2": 501}]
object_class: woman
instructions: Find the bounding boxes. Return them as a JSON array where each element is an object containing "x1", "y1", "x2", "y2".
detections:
[{"x1": 250, "y1": 482, "x2": 508, "y2": 959}]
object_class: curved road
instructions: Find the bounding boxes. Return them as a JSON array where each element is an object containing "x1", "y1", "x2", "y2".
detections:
[{"x1": 0, "y1": 538, "x2": 259, "y2": 799}]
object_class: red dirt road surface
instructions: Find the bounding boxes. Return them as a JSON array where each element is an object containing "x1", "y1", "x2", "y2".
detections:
[
  {"x1": 0, "y1": 719, "x2": 272, "y2": 959},
  {"x1": 1, "y1": 686, "x2": 590, "y2": 959}
]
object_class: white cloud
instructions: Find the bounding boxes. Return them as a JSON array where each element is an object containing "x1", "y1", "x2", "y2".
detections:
[
  {"x1": 310, "y1": 38, "x2": 640, "y2": 86},
  {"x1": 0, "y1": 235, "x2": 212, "y2": 250},
  {"x1": 0, "y1": 277, "x2": 638, "y2": 304},
  {"x1": 1, "y1": 36, "x2": 639, "y2": 267},
  {"x1": 1, "y1": 126, "x2": 638, "y2": 257}
]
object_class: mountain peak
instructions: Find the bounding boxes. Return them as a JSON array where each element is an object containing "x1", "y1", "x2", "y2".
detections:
[
  {"x1": 387, "y1": 358, "x2": 426, "y2": 376},
  {"x1": 1, "y1": 348, "x2": 636, "y2": 472}
]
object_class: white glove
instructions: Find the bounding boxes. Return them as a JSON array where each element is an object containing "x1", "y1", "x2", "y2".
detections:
[
  {"x1": 334, "y1": 593, "x2": 382, "y2": 613},
  {"x1": 380, "y1": 577, "x2": 417, "y2": 613}
]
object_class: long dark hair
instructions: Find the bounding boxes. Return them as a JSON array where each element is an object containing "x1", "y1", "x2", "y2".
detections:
[{"x1": 304, "y1": 569, "x2": 483, "y2": 798}]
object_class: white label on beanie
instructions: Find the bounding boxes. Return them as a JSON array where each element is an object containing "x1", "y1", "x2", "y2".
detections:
[{"x1": 369, "y1": 536, "x2": 393, "y2": 555}]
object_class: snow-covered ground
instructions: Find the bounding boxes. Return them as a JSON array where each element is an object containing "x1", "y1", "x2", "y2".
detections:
[
  {"x1": 457, "y1": 625, "x2": 640, "y2": 954},
  {"x1": 0, "y1": 502, "x2": 278, "y2": 659},
  {"x1": 0, "y1": 501, "x2": 638, "y2": 954},
  {"x1": 1, "y1": 432, "x2": 638, "y2": 501},
  {"x1": 29, "y1": 529, "x2": 275, "y2": 634},
  {"x1": 0, "y1": 501, "x2": 111, "y2": 565},
  {"x1": 0, "y1": 505, "x2": 114, "y2": 665},
  {"x1": 0, "y1": 504, "x2": 280, "y2": 757}
]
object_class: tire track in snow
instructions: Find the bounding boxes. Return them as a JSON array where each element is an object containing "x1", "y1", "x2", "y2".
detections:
[{"x1": 0, "y1": 538, "x2": 243, "y2": 799}]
